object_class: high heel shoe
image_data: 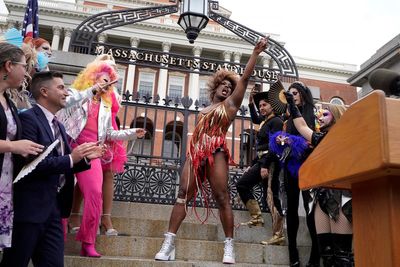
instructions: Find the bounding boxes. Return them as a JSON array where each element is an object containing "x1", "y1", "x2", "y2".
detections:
[
  {"x1": 80, "y1": 242, "x2": 101, "y2": 258},
  {"x1": 68, "y1": 225, "x2": 80, "y2": 234},
  {"x1": 68, "y1": 213, "x2": 81, "y2": 234},
  {"x1": 101, "y1": 214, "x2": 118, "y2": 236}
]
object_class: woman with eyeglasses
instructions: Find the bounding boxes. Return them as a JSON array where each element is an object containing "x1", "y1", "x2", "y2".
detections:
[
  {"x1": 284, "y1": 92, "x2": 354, "y2": 267},
  {"x1": 274, "y1": 81, "x2": 320, "y2": 267},
  {"x1": 6, "y1": 42, "x2": 42, "y2": 111},
  {"x1": 0, "y1": 42, "x2": 44, "y2": 248}
]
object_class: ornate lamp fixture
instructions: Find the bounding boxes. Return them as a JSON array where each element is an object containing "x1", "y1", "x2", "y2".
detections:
[
  {"x1": 177, "y1": 0, "x2": 209, "y2": 44},
  {"x1": 240, "y1": 132, "x2": 250, "y2": 145}
]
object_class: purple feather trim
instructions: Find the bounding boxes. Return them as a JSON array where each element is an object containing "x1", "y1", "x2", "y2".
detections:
[{"x1": 269, "y1": 131, "x2": 309, "y2": 178}]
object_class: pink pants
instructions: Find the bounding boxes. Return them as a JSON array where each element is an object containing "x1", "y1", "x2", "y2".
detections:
[{"x1": 75, "y1": 158, "x2": 103, "y2": 244}]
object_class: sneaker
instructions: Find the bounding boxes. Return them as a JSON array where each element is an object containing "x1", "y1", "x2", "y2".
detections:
[
  {"x1": 155, "y1": 232, "x2": 176, "y2": 261},
  {"x1": 222, "y1": 238, "x2": 235, "y2": 264}
]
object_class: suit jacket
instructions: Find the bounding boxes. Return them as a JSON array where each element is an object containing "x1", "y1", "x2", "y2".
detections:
[
  {"x1": 0, "y1": 93, "x2": 22, "y2": 176},
  {"x1": 13, "y1": 104, "x2": 90, "y2": 223}
]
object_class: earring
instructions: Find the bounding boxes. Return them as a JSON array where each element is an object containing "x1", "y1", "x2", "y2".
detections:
[{"x1": 2, "y1": 74, "x2": 8, "y2": 81}]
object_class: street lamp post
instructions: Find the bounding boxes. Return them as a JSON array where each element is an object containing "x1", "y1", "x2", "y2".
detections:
[{"x1": 239, "y1": 132, "x2": 250, "y2": 168}]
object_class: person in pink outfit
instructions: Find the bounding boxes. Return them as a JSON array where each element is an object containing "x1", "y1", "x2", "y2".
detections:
[
  {"x1": 100, "y1": 89, "x2": 127, "y2": 235},
  {"x1": 60, "y1": 60, "x2": 145, "y2": 257}
]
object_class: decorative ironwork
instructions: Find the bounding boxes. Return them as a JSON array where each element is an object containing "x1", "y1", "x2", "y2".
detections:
[
  {"x1": 208, "y1": 3, "x2": 298, "y2": 80},
  {"x1": 70, "y1": 1, "x2": 298, "y2": 81},
  {"x1": 114, "y1": 164, "x2": 179, "y2": 204},
  {"x1": 114, "y1": 163, "x2": 268, "y2": 211},
  {"x1": 70, "y1": 4, "x2": 179, "y2": 53},
  {"x1": 113, "y1": 96, "x2": 269, "y2": 211}
]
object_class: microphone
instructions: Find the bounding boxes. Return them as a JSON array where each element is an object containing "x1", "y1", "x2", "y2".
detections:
[{"x1": 368, "y1": 68, "x2": 400, "y2": 96}]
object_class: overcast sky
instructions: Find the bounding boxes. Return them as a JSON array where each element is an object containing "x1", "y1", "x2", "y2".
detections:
[
  {"x1": 2, "y1": 0, "x2": 399, "y2": 67},
  {"x1": 218, "y1": 0, "x2": 400, "y2": 67}
]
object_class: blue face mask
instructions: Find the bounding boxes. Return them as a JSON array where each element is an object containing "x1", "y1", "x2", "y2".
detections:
[{"x1": 36, "y1": 52, "x2": 49, "y2": 71}]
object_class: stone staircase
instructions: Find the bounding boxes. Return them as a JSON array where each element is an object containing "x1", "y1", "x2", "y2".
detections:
[{"x1": 63, "y1": 201, "x2": 313, "y2": 266}]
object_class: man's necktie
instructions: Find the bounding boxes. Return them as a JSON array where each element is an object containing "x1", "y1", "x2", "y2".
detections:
[
  {"x1": 52, "y1": 116, "x2": 65, "y2": 191},
  {"x1": 52, "y1": 117, "x2": 64, "y2": 155}
]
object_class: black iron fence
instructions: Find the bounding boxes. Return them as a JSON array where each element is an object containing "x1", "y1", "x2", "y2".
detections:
[{"x1": 113, "y1": 91, "x2": 269, "y2": 211}]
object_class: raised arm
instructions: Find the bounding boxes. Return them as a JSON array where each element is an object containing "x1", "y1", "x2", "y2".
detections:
[
  {"x1": 284, "y1": 91, "x2": 313, "y2": 142},
  {"x1": 248, "y1": 86, "x2": 264, "y2": 124},
  {"x1": 224, "y1": 37, "x2": 268, "y2": 118}
]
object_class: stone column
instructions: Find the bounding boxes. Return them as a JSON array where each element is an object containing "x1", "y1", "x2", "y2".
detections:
[
  {"x1": 125, "y1": 37, "x2": 140, "y2": 94},
  {"x1": 157, "y1": 42, "x2": 171, "y2": 101},
  {"x1": 233, "y1": 51, "x2": 242, "y2": 64},
  {"x1": 62, "y1": 28, "x2": 73, "y2": 51},
  {"x1": 188, "y1": 46, "x2": 202, "y2": 101},
  {"x1": 262, "y1": 55, "x2": 271, "y2": 91},
  {"x1": 51, "y1": 26, "x2": 61, "y2": 51},
  {"x1": 223, "y1": 51, "x2": 232, "y2": 63}
]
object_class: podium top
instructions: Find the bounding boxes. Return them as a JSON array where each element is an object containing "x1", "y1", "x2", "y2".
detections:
[{"x1": 299, "y1": 90, "x2": 400, "y2": 190}]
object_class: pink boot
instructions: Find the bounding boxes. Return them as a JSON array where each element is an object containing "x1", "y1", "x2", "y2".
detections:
[{"x1": 80, "y1": 242, "x2": 101, "y2": 257}]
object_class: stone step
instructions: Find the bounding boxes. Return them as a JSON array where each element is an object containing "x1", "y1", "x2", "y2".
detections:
[
  {"x1": 66, "y1": 235, "x2": 268, "y2": 264},
  {"x1": 65, "y1": 235, "x2": 311, "y2": 265},
  {"x1": 109, "y1": 201, "x2": 263, "y2": 224},
  {"x1": 64, "y1": 255, "x2": 288, "y2": 267},
  {"x1": 73, "y1": 201, "x2": 311, "y2": 245},
  {"x1": 74, "y1": 216, "x2": 273, "y2": 243}
]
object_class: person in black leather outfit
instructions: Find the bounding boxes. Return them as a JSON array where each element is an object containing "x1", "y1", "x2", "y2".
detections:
[
  {"x1": 284, "y1": 91, "x2": 354, "y2": 267},
  {"x1": 280, "y1": 81, "x2": 320, "y2": 267},
  {"x1": 236, "y1": 84, "x2": 284, "y2": 245}
]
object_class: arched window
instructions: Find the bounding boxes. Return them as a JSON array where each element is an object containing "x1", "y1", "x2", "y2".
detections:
[
  {"x1": 330, "y1": 97, "x2": 345, "y2": 105},
  {"x1": 162, "y1": 132, "x2": 181, "y2": 158},
  {"x1": 127, "y1": 117, "x2": 154, "y2": 157}
]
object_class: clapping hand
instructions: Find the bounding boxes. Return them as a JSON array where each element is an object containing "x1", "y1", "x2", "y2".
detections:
[
  {"x1": 71, "y1": 142, "x2": 103, "y2": 163},
  {"x1": 84, "y1": 143, "x2": 105, "y2": 160}
]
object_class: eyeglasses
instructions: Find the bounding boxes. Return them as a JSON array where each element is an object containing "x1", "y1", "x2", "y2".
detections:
[{"x1": 12, "y1": 61, "x2": 28, "y2": 71}]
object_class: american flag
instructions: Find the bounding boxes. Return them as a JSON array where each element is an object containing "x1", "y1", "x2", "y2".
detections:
[{"x1": 21, "y1": 0, "x2": 39, "y2": 38}]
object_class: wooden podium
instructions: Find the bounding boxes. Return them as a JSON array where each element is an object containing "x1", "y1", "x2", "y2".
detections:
[{"x1": 299, "y1": 90, "x2": 400, "y2": 267}]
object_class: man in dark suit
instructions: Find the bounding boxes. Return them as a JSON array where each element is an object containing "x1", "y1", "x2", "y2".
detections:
[{"x1": 0, "y1": 71, "x2": 103, "y2": 267}]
